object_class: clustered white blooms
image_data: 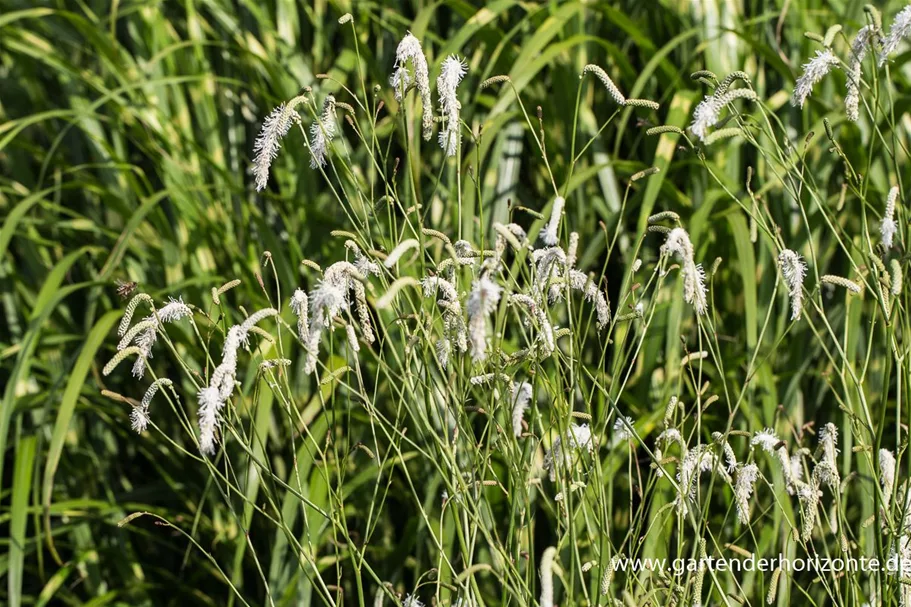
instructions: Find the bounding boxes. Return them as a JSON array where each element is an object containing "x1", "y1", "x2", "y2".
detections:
[
  {"x1": 308, "y1": 95, "x2": 336, "y2": 169},
  {"x1": 882, "y1": 186, "x2": 899, "y2": 250},
  {"x1": 132, "y1": 378, "x2": 173, "y2": 433},
  {"x1": 846, "y1": 26, "x2": 874, "y2": 121},
  {"x1": 301, "y1": 260, "x2": 377, "y2": 374},
  {"x1": 252, "y1": 96, "x2": 304, "y2": 191},
  {"x1": 117, "y1": 296, "x2": 193, "y2": 378},
  {"x1": 544, "y1": 423, "x2": 593, "y2": 481},
  {"x1": 880, "y1": 5, "x2": 911, "y2": 66},
  {"x1": 661, "y1": 227, "x2": 707, "y2": 315},
  {"x1": 390, "y1": 32, "x2": 433, "y2": 141},
  {"x1": 653, "y1": 419, "x2": 853, "y2": 528},
  {"x1": 749, "y1": 424, "x2": 848, "y2": 540},
  {"x1": 511, "y1": 381, "x2": 533, "y2": 437},
  {"x1": 611, "y1": 416, "x2": 635, "y2": 447},
  {"x1": 778, "y1": 249, "x2": 808, "y2": 321},
  {"x1": 688, "y1": 72, "x2": 757, "y2": 141},
  {"x1": 539, "y1": 546, "x2": 557, "y2": 607},
  {"x1": 437, "y1": 55, "x2": 467, "y2": 156},
  {"x1": 542, "y1": 197, "x2": 564, "y2": 246},
  {"x1": 197, "y1": 308, "x2": 279, "y2": 454},
  {"x1": 791, "y1": 49, "x2": 840, "y2": 109},
  {"x1": 466, "y1": 276, "x2": 502, "y2": 361}
]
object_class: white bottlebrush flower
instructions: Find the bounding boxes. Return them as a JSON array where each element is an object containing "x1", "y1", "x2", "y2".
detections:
[
  {"x1": 290, "y1": 289, "x2": 309, "y2": 341},
  {"x1": 611, "y1": 416, "x2": 635, "y2": 446},
  {"x1": 308, "y1": 95, "x2": 336, "y2": 169},
  {"x1": 119, "y1": 297, "x2": 192, "y2": 379},
  {"x1": 734, "y1": 463, "x2": 760, "y2": 524},
  {"x1": 196, "y1": 309, "x2": 278, "y2": 455},
  {"x1": 542, "y1": 197, "x2": 565, "y2": 246},
  {"x1": 511, "y1": 382, "x2": 533, "y2": 437},
  {"x1": 131, "y1": 378, "x2": 173, "y2": 434},
  {"x1": 197, "y1": 386, "x2": 222, "y2": 455},
  {"x1": 883, "y1": 186, "x2": 899, "y2": 249},
  {"x1": 435, "y1": 338, "x2": 451, "y2": 370},
  {"x1": 750, "y1": 428, "x2": 780, "y2": 453},
  {"x1": 675, "y1": 444, "x2": 720, "y2": 515},
  {"x1": 566, "y1": 270, "x2": 611, "y2": 328},
  {"x1": 508, "y1": 294, "x2": 555, "y2": 355},
  {"x1": 778, "y1": 249, "x2": 808, "y2": 321},
  {"x1": 390, "y1": 32, "x2": 433, "y2": 141},
  {"x1": 882, "y1": 448, "x2": 897, "y2": 509},
  {"x1": 661, "y1": 227, "x2": 707, "y2": 315},
  {"x1": 819, "y1": 422, "x2": 839, "y2": 465},
  {"x1": 252, "y1": 98, "x2": 303, "y2": 191},
  {"x1": 402, "y1": 594, "x2": 424, "y2": 607},
  {"x1": 846, "y1": 26, "x2": 873, "y2": 121},
  {"x1": 466, "y1": 276, "x2": 502, "y2": 361},
  {"x1": 690, "y1": 94, "x2": 724, "y2": 141},
  {"x1": 539, "y1": 546, "x2": 557, "y2": 607},
  {"x1": 791, "y1": 49, "x2": 839, "y2": 109},
  {"x1": 437, "y1": 55, "x2": 467, "y2": 157},
  {"x1": 880, "y1": 6, "x2": 911, "y2": 66},
  {"x1": 130, "y1": 407, "x2": 151, "y2": 433}
]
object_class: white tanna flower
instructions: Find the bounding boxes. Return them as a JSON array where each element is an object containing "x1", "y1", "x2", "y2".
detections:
[
  {"x1": 542, "y1": 197, "x2": 565, "y2": 246},
  {"x1": 881, "y1": 448, "x2": 897, "y2": 509},
  {"x1": 883, "y1": 186, "x2": 900, "y2": 249},
  {"x1": 566, "y1": 270, "x2": 611, "y2": 328},
  {"x1": 675, "y1": 444, "x2": 723, "y2": 515},
  {"x1": 290, "y1": 288, "x2": 309, "y2": 342},
  {"x1": 750, "y1": 428, "x2": 780, "y2": 453},
  {"x1": 846, "y1": 26, "x2": 873, "y2": 121},
  {"x1": 437, "y1": 55, "x2": 467, "y2": 157},
  {"x1": 819, "y1": 422, "x2": 839, "y2": 464},
  {"x1": 791, "y1": 49, "x2": 839, "y2": 109},
  {"x1": 303, "y1": 261, "x2": 372, "y2": 374},
  {"x1": 467, "y1": 276, "x2": 502, "y2": 361},
  {"x1": 778, "y1": 249, "x2": 808, "y2": 321},
  {"x1": 196, "y1": 308, "x2": 279, "y2": 454},
  {"x1": 690, "y1": 94, "x2": 725, "y2": 141},
  {"x1": 390, "y1": 32, "x2": 433, "y2": 141},
  {"x1": 733, "y1": 463, "x2": 760, "y2": 524},
  {"x1": 118, "y1": 297, "x2": 192, "y2": 379},
  {"x1": 252, "y1": 98, "x2": 303, "y2": 191},
  {"x1": 511, "y1": 382, "x2": 533, "y2": 437},
  {"x1": 309, "y1": 95, "x2": 336, "y2": 169},
  {"x1": 661, "y1": 228, "x2": 707, "y2": 315},
  {"x1": 611, "y1": 416, "x2": 635, "y2": 446},
  {"x1": 880, "y1": 6, "x2": 911, "y2": 66}
]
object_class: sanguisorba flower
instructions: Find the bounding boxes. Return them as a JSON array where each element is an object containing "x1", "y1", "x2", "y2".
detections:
[
  {"x1": 661, "y1": 227, "x2": 707, "y2": 315},
  {"x1": 846, "y1": 26, "x2": 874, "y2": 121},
  {"x1": 308, "y1": 95, "x2": 336, "y2": 169},
  {"x1": 778, "y1": 249, "x2": 808, "y2": 321},
  {"x1": 690, "y1": 94, "x2": 725, "y2": 141},
  {"x1": 466, "y1": 276, "x2": 502, "y2": 362},
  {"x1": 880, "y1": 6, "x2": 911, "y2": 66},
  {"x1": 252, "y1": 96, "x2": 307, "y2": 191},
  {"x1": 390, "y1": 32, "x2": 433, "y2": 141},
  {"x1": 791, "y1": 49, "x2": 839, "y2": 109},
  {"x1": 883, "y1": 186, "x2": 899, "y2": 249},
  {"x1": 541, "y1": 196, "x2": 565, "y2": 246},
  {"x1": 511, "y1": 382, "x2": 533, "y2": 437},
  {"x1": 437, "y1": 55, "x2": 467, "y2": 157}
]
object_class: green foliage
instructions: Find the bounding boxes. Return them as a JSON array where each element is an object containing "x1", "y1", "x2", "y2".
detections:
[{"x1": 3, "y1": 1, "x2": 911, "y2": 606}]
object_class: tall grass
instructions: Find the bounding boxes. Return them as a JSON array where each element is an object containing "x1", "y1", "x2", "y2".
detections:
[{"x1": 3, "y1": 1, "x2": 911, "y2": 606}]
